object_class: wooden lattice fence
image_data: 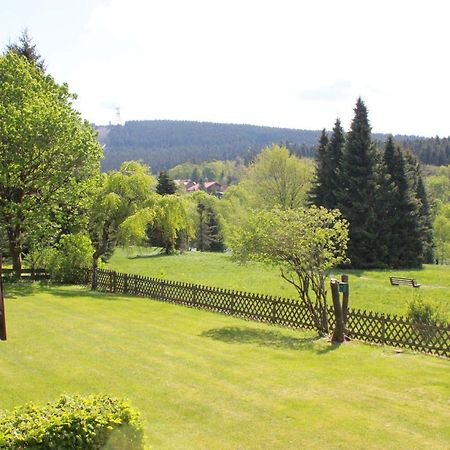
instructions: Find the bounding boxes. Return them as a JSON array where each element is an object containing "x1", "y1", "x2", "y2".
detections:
[{"x1": 81, "y1": 269, "x2": 450, "y2": 358}]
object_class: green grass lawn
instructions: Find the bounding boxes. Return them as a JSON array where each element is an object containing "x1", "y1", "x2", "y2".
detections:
[
  {"x1": 107, "y1": 248, "x2": 450, "y2": 319},
  {"x1": 1, "y1": 283, "x2": 448, "y2": 449}
]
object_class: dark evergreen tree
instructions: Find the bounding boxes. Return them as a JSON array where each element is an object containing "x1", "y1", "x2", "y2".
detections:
[
  {"x1": 196, "y1": 202, "x2": 211, "y2": 251},
  {"x1": 380, "y1": 138, "x2": 422, "y2": 267},
  {"x1": 196, "y1": 201, "x2": 225, "y2": 252},
  {"x1": 308, "y1": 129, "x2": 329, "y2": 206},
  {"x1": 404, "y1": 152, "x2": 434, "y2": 263},
  {"x1": 206, "y1": 207, "x2": 225, "y2": 252},
  {"x1": 326, "y1": 118, "x2": 345, "y2": 208},
  {"x1": 5, "y1": 29, "x2": 46, "y2": 70},
  {"x1": 156, "y1": 170, "x2": 176, "y2": 195},
  {"x1": 336, "y1": 98, "x2": 378, "y2": 268}
]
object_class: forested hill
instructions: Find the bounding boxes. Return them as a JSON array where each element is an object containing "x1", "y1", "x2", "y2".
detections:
[
  {"x1": 98, "y1": 121, "x2": 321, "y2": 172},
  {"x1": 97, "y1": 120, "x2": 450, "y2": 173}
]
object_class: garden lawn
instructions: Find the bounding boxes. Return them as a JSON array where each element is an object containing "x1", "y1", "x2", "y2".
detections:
[
  {"x1": 108, "y1": 248, "x2": 450, "y2": 318},
  {"x1": 0, "y1": 283, "x2": 449, "y2": 449}
]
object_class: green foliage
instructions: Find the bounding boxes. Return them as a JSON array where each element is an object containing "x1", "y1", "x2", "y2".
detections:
[
  {"x1": 147, "y1": 195, "x2": 193, "y2": 254},
  {"x1": 239, "y1": 144, "x2": 314, "y2": 210},
  {"x1": 433, "y1": 202, "x2": 450, "y2": 264},
  {"x1": 192, "y1": 191, "x2": 225, "y2": 252},
  {"x1": 0, "y1": 52, "x2": 102, "y2": 274},
  {"x1": 48, "y1": 233, "x2": 94, "y2": 283},
  {"x1": 231, "y1": 206, "x2": 349, "y2": 332},
  {"x1": 89, "y1": 161, "x2": 156, "y2": 266},
  {"x1": 406, "y1": 293, "x2": 445, "y2": 325},
  {"x1": 168, "y1": 159, "x2": 246, "y2": 185},
  {"x1": 0, "y1": 394, "x2": 144, "y2": 450}
]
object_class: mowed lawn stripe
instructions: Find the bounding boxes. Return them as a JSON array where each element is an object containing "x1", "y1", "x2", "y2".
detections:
[{"x1": 0, "y1": 284, "x2": 449, "y2": 449}]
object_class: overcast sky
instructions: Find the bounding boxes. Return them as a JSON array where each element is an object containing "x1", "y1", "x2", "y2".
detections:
[{"x1": 2, "y1": 0, "x2": 449, "y2": 136}]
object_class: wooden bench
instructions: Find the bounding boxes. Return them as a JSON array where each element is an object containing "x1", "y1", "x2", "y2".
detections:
[{"x1": 389, "y1": 276, "x2": 421, "y2": 288}]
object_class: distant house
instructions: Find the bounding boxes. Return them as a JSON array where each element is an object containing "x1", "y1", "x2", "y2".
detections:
[{"x1": 174, "y1": 179, "x2": 228, "y2": 196}]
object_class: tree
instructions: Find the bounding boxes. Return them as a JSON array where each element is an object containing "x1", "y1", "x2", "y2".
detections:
[
  {"x1": 156, "y1": 170, "x2": 176, "y2": 195},
  {"x1": 0, "y1": 52, "x2": 102, "y2": 275},
  {"x1": 377, "y1": 137, "x2": 422, "y2": 267},
  {"x1": 309, "y1": 119, "x2": 345, "y2": 209},
  {"x1": 194, "y1": 192, "x2": 225, "y2": 252},
  {"x1": 146, "y1": 195, "x2": 192, "y2": 254},
  {"x1": 336, "y1": 98, "x2": 378, "y2": 268},
  {"x1": 231, "y1": 207, "x2": 349, "y2": 335},
  {"x1": 88, "y1": 161, "x2": 156, "y2": 274},
  {"x1": 4, "y1": 29, "x2": 45, "y2": 70},
  {"x1": 404, "y1": 152, "x2": 434, "y2": 263},
  {"x1": 241, "y1": 144, "x2": 314, "y2": 210},
  {"x1": 308, "y1": 129, "x2": 329, "y2": 207}
]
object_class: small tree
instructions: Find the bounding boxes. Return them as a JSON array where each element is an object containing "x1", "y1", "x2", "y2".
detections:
[
  {"x1": 156, "y1": 170, "x2": 177, "y2": 195},
  {"x1": 231, "y1": 206, "x2": 349, "y2": 335}
]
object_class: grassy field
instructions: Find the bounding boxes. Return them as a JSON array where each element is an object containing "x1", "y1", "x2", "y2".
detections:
[
  {"x1": 107, "y1": 248, "x2": 450, "y2": 319},
  {"x1": 0, "y1": 283, "x2": 449, "y2": 449}
]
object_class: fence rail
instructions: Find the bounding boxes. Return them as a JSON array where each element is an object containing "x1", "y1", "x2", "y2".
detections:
[
  {"x1": 1, "y1": 268, "x2": 50, "y2": 280},
  {"x1": 82, "y1": 269, "x2": 450, "y2": 358}
]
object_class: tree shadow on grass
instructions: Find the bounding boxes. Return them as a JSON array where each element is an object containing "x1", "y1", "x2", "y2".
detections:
[
  {"x1": 3, "y1": 281, "x2": 38, "y2": 299},
  {"x1": 201, "y1": 326, "x2": 319, "y2": 352}
]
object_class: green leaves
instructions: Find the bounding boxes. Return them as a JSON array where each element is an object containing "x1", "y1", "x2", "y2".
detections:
[{"x1": 0, "y1": 394, "x2": 144, "y2": 449}]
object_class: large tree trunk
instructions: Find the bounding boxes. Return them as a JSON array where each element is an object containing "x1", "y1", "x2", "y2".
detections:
[
  {"x1": 7, "y1": 225, "x2": 23, "y2": 277},
  {"x1": 92, "y1": 255, "x2": 99, "y2": 290},
  {"x1": 330, "y1": 279, "x2": 345, "y2": 343}
]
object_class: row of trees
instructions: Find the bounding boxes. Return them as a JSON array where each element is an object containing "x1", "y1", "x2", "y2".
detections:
[{"x1": 309, "y1": 99, "x2": 433, "y2": 268}]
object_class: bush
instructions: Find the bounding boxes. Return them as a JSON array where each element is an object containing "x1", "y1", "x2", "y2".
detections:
[
  {"x1": 0, "y1": 394, "x2": 144, "y2": 450},
  {"x1": 406, "y1": 294, "x2": 445, "y2": 325},
  {"x1": 49, "y1": 233, "x2": 94, "y2": 283}
]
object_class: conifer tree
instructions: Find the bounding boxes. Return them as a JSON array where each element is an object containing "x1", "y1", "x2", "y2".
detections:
[
  {"x1": 326, "y1": 118, "x2": 345, "y2": 208},
  {"x1": 404, "y1": 152, "x2": 434, "y2": 263},
  {"x1": 336, "y1": 98, "x2": 378, "y2": 268},
  {"x1": 156, "y1": 170, "x2": 176, "y2": 195},
  {"x1": 309, "y1": 129, "x2": 329, "y2": 207},
  {"x1": 5, "y1": 29, "x2": 45, "y2": 70},
  {"x1": 380, "y1": 138, "x2": 422, "y2": 267}
]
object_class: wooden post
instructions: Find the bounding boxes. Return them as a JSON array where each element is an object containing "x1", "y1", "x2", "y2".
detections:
[
  {"x1": 271, "y1": 299, "x2": 277, "y2": 324},
  {"x1": 124, "y1": 273, "x2": 128, "y2": 294},
  {"x1": 0, "y1": 253, "x2": 7, "y2": 341},
  {"x1": 112, "y1": 271, "x2": 117, "y2": 293},
  {"x1": 341, "y1": 274, "x2": 349, "y2": 325},
  {"x1": 330, "y1": 279, "x2": 345, "y2": 343}
]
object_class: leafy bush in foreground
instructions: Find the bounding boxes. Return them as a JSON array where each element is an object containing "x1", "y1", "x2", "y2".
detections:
[{"x1": 0, "y1": 394, "x2": 144, "y2": 449}]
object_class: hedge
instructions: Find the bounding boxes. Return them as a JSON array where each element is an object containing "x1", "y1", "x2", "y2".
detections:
[{"x1": 0, "y1": 394, "x2": 144, "y2": 449}]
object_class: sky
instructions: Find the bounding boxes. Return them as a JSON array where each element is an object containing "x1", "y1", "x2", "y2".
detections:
[{"x1": 2, "y1": 0, "x2": 449, "y2": 136}]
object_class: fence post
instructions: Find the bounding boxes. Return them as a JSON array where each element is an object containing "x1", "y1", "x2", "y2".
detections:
[
  {"x1": 0, "y1": 253, "x2": 6, "y2": 341},
  {"x1": 330, "y1": 279, "x2": 345, "y2": 343},
  {"x1": 192, "y1": 285, "x2": 197, "y2": 306},
  {"x1": 124, "y1": 274, "x2": 128, "y2": 294},
  {"x1": 271, "y1": 299, "x2": 277, "y2": 324},
  {"x1": 112, "y1": 271, "x2": 117, "y2": 293},
  {"x1": 381, "y1": 316, "x2": 386, "y2": 346},
  {"x1": 341, "y1": 274, "x2": 349, "y2": 325}
]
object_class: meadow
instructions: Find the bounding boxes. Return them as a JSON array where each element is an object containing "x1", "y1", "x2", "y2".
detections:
[
  {"x1": 107, "y1": 248, "x2": 450, "y2": 319},
  {"x1": 1, "y1": 283, "x2": 449, "y2": 449}
]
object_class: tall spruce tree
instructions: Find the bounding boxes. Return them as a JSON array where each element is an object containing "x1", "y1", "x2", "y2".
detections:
[
  {"x1": 380, "y1": 137, "x2": 422, "y2": 267},
  {"x1": 337, "y1": 98, "x2": 378, "y2": 268},
  {"x1": 156, "y1": 170, "x2": 176, "y2": 195},
  {"x1": 309, "y1": 129, "x2": 329, "y2": 207},
  {"x1": 326, "y1": 118, "x2": 345, "y2": 208},
  {"x1": 404, "y1": 152, "x2": 434, "y2": 263}
]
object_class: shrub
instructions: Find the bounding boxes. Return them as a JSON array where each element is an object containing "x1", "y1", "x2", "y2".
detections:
[
  {"x1": 406, "y1": 294, "x2": 445, "y2": 325},
  {"x1": 0, "y1": 394, "x2": 144, "y2": 450},
  {"x1": 49, "y1": 233, "x2": 94, "y2": 283}
]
